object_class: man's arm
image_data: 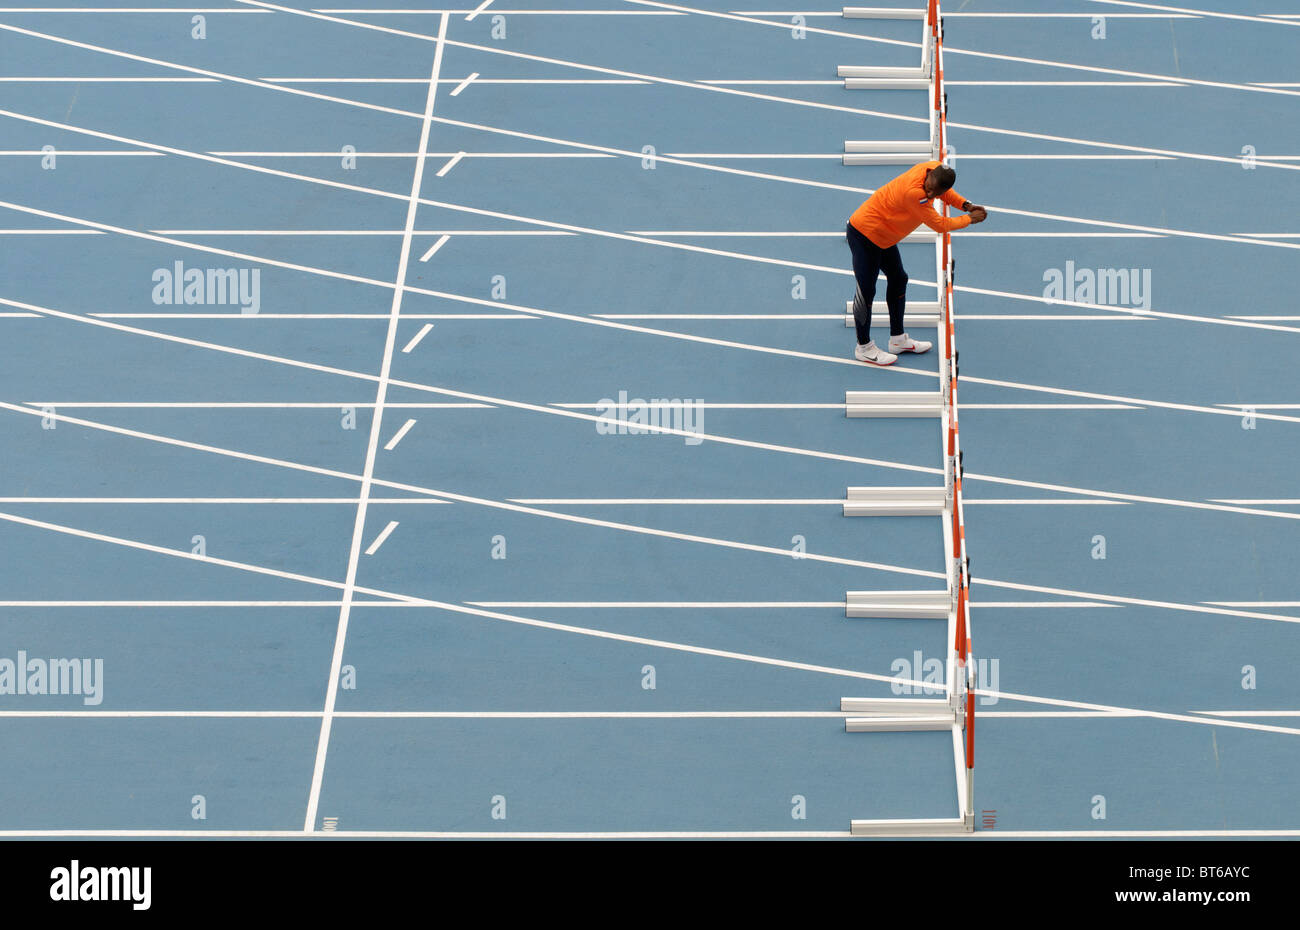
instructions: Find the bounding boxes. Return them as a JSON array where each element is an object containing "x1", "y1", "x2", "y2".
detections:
[
  {"x1": 939, "y1": 189, "x2": 967, "y2": 211},
  {"x1": 912, "y1": 200, "x2": 973, "y2": 234},
  {"x1": 936, "y1": 189, "x2": 989, "y2": 225}
]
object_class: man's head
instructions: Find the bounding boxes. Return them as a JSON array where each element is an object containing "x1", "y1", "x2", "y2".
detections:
[{"x1": 923, "y1": 164, "x2": 956, "y2": 200}]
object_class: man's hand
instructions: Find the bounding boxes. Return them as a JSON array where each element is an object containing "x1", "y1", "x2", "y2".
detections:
[{"x1": 967, "y1": 206, "x2": 988, "y2": 224}]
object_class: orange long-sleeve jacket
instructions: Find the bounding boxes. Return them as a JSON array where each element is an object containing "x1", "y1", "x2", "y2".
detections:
[{"x1": 849, "y1": 160, "x2": 971, "y2": 248}]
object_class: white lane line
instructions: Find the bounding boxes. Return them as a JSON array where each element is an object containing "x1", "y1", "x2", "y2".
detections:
[
  {"x1": 945, "y1": 35, "x2": 1300, "y2": 97},
  {"x1": 19, "y1": 403, "x2": 480, "y2": 410},
  {"x1": 0, "y1": 504, "x2": 391, "y2": 599},
  {"x1": 431, "y1": 117, "x2": 872, "y2": 196},
  {"x1": 464, "y1": 0, "x2": 492, "y2": 20},
  {"x1": 962, "y1": 499, "x2": 1130, "y2": 504},
  {"x1": 0, "y1": 710, "x2": 833, "y2": 719},
  {"x1": 961, "y1": 403, "x2": 1142, "y2": 409},
  {"x1": 0, "y1": 149, "x2": 1186, "y2": 161},
  {"x1": 12, "y1": 400, "x2": 1300, "y2": 633},
  {"x1": 320, "y1": 7, "x2": 680, "y2": 12},
  {"x1": 958, "y1": 285, "x2": 1300, "y2": 335},
  {"x1": 961, "y1": 374, "x2": 1300, "y2": 425},
  {"x1": 469, "y1": 601, "x2": 846, "y2": 608},
  {"x1": 435, "y1": 151, "x2": 465, "y2": 176},
  {"x1": 15, "y1": 391, "x2": 1300, "y2": 636},
  {"x1": 8, "y1": 98, "x2": 1291, "y2": 270},
  {"x1": 0, "y1": 710, "x2": 1167, "y2": 719},
  {"x1": 521, "y1": 497, "x2": 1128, "y2": 505},
  {"x1": 1193, "y1": 710, "x2": 1300, "y2": 716},
  {"x1": 383, "y1": 418, "x2": 417, "y2": 451},
  {"x1": 0, "y1": 498, "x2": 444, "y2": 503},
  {"x1": 0, "y1": 164, "x2": 863, "y2": 284},
  {"x1": 11, "y1": 273, "x2": 1300, "y2": 466},
  {"x1": 1202, "y1": 601, "x2": 1300, "y2": 608},
  {"x1": 952, "y1": 316, "x2": 1153, "y2": 321},
  {"x1": 439, "y1": 38, "x2": 1300, "y2": 159},
  {"x1": 622, "y1": 232, "x2": 1163, "y2": 238},
  {"x1": 303, "y1": 13, "x2": 447, "y2": 835},
  {"x1": 465, "y1": 600, "x2": 1111, "y2": 608},
  {"x1": 595, "y1": 314, "x2": 1149, "y2": 320},
  {"x1": 8, "y1": 278, "x2": 1299, "y2": 519},
  {"x1": 948, "y1": 117, "x2": 1300, "y2": 173},
  {"x1": 0, "y1": 78, "x2": 215, "y2": 83},
  {"x1": 0, "y1": 21, "x2": 426, "y2": 121},
  {"x1": 1209, "y1": 500, "x2": 1300, "y2": 505},
  {"x1": 426, "y1": 113, "x2": 1300, "y2": 230},
  {"x1": 268, "y1": 80, "x2": 645, "y2": 86},
  {"x1": 92, "y1": 314, "x2": 522, "y2": 319},
  {"x1": 945, "y1": 81, "x2": 1182, "y2": 87},
  {"x1": 11, "y1": 290, "x2": 1300, "y2": 528},
  {"x1": 364, "y1": 520, "x2": 401, "y2": 555},
  {"x1": 4, "y1": 458, "x2": 1300, "y2": 740},
  {"x1": 554, "y1": 403, "x2": 838, "y2": 409},
  {"x1": 0, "y1": 829, "x2": 1297, "y2": 839},
  {"x1": 506, "y1": 497, "x2": 1128, "y2": 505},
  {"x1": 630, "y1": 0, "x2": 1300, "y2": 98},
  {"x1": 0, "y1": 599, "x2": 1099, "y2": 609},
  {"x1": 401, "y1": 323, "x2": 435, "y2": 353},
  {"x1": 449, "y1": 72, "x2": 478, "y2": 96},
  {"x1": 10, "y1": 10, "x2": 1295, "y2": 181},
  {"x1": 0, "y1": 601, "x2": 415, "y2": 607},
  {"x1": 0, "y1": 6, "x2": 268, "y2": 10},
  {"x1": 554, "y1": 401, "x2": 1138, "y2": 410},
  {"x1": 1083, "y1": 0, "x2": 1300, "y2": 26},
  {"x1": 419, "y1": 234, "x2": 451, "y2": 261},
  {"x1": 974, "y1": 601, "x2": 1119, "y2": 608},
  {"x1": 758, "y1": 10, "x2": 1202, "y2": 16}
]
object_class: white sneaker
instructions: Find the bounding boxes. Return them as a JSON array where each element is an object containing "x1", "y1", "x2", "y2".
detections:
[
  {"x1": 854, "y1": 341, "x2": 897, "y2": 366},
  {"x1": 888, "y1": 332, "x2": 932, "y2": 354}
]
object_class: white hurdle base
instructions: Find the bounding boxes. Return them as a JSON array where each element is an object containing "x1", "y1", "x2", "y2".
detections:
[
  {"x1": 842, "y1": 141, "x2": 934, "y2": 166},
  {"x1": 845, "y1": 140, "x2": 933, "y2": 153},
  {"x1": 843, "y1": 486, "x2": 946, "y2": 516},
  {"x1": 843, "y1": 152, "x2": 932, "y2": 165},
  {"x1": 838, "y1": 65, "x2": 926, "y2": 78},
  {"x1": 841, "y1": 696, "x2": 951, "y2": 713},
  {"x1": 842, "y1": 139, "x2": 935, "y2": 152},
  {"x1": 846, "y1": 590, "x2": 950, "y2": 619},
  {"x1": 846, "y1": 714, "x2": 953, "y2": 732},
  {"x1": 844, "y1": 77, "x2": 929, "y2": 90},
  {"x1": 844, "y1": 300, "x2": 940, "y2": 328},
  {"x1": 842, "y1": 6, "x2": 927, "y2": 18},
  {"x1": 850, "y1": 817, "x2": 968, "y2": 836},
  {"x1": 846, "y1": 391, "x2": 943, "y2": 418}
]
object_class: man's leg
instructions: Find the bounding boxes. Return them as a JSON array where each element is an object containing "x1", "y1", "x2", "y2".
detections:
[
  {"x1": 846, "y1": 223, "x2": 884, "y2": 346},
  {"x1": 880, "y1": 244, "x2": 908, "y2": 337},
  {"x1": 881, "y1": 244, "x2": 932, "y2": 354}
]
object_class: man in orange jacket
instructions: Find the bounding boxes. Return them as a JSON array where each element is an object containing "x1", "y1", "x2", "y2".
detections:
[{"x1": 847, "y1": 161, "x2": 987, "y2": 366}]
